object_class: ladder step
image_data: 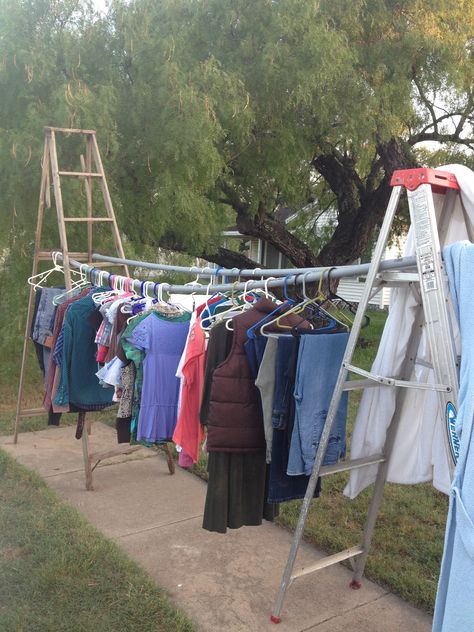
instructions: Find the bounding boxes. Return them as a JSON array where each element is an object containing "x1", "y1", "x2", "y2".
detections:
[
  {"x1": 376, "y1": 271, "x2": 420, "y2": 286},
  {"x1": 291, "y1": 546, "x2": 364, "y2": 581},
  {"x1": 45, "y1": 126, "x2": 96, "y2": 134},
  {"x1": 58, "y1": 171, "x2": 102, "y2": 178},
  {"x1": 63, "y1": 217, "x2": 114, "y2": 222},
  {"x1": 19, "y1": 408, "x2": 46, "y2": 417},
  {"x1": 91, "y1": 261, "x2": 128, "y2": 268},
  {"x1": 320, "y1": 454, "x2": 385, "y2": 477}
]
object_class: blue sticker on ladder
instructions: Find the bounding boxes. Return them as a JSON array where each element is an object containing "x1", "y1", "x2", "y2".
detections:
[{"x1": 446, "y1": 402, "x2": 460, "y2": 464}]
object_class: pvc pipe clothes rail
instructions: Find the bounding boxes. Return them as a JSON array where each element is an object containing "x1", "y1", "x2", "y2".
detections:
[
  {"x1": 91, "y1": 253, "x2": 417, "y2": 280},
  {"x1": 56, "y1": 252, "x2": 417, "y2": 296}
]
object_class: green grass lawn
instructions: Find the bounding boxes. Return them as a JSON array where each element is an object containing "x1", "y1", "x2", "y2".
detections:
[
  {"x1": 2, "y1": 309, "x2": 448, "y2": 615},
  {"x1": 0, "y1": 449, "x2": 195, "y2": 632}
]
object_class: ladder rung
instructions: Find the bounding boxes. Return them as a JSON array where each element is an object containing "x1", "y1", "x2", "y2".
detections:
[
  {"x1": 376, "y1": 271, "x2": 420, "y2": 285},
  {"x1": 320, "y1": 454, "x2": 385, "y2": 477},
  {"x1": 91, "y1": 261, "x2": 128, "y2": 268},
  {"x1": 63, "y1": 217, "x2": 114, "y2": 222},
  {"x1": 291, "y1": 546, "x2": 364, "y2": 581},
  {"x1": 58, "y1": 171, "x2": 102, "y2": 178},
  {"x1": 89, "y1": 446, "x2": 142, "y2": 463},
  {"x1": 19, "y1": 408, "x2": 46, "y2": 417},
  {"x1": 36, "y1": 252, "x2": 127, "y2": 265},
  {"x1": 45, "y1": 126, "x2": 96, "y2": 134}
]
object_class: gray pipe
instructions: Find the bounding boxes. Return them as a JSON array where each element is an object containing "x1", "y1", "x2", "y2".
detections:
[{"x1": 58, "y1": 252, "x2": 417, "y2": 296}]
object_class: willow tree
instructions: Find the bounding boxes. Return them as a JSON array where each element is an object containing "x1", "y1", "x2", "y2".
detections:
[
  {"x1": 0, "y1": 0, "x2": 117, "y2": 370},
  {"x1": 108, "y1": 0, "x2": 474, "y2": 267},
  {"x1": 1, "y1": 0, "x2": 474, "y2": 274}
]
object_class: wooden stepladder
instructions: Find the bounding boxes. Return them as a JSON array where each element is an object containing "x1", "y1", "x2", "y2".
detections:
[{"x1": 14, "y1": 126, "x2": 144, "y2": 490}]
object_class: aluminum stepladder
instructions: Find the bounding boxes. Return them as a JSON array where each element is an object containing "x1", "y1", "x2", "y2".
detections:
[
  {"x1": 13, "y1": 126, "x2": 175, "y2": 491},
  {"x1": 271, "y1": 167, "x2": 464, "y2": 623}
]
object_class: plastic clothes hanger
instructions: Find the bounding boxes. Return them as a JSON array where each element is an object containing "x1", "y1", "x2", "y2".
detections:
[
  {"x1": 201, "y1": 279, "x2": 240, "y2": 327},
  {"x1": 300, "y1": 270, "x2": 349, "y2": 330},
  {"x1": 92, "y1": 271, "x2": 126, "y2": 305},
  {"x1": 27, "y1": 251, "x2": 64, "y2": 290},
  {"x1": 324, "y1": 267, "x2": 370, "y2": 329},
  {"x1": 257, "y1": 274, "x2": 302, "y2": 335},
  {"x1": 199, "y1": 283, "x2": 228, "y2": 330},
  {"x1": 224, "y1": 280, "x2": 259, "y2": 330},
  {"x1": 260, "y1": 270, "x2": 337, "y2": 334},
  {"x1": 52, "y1": 263, "x2": 90, "y2": 305},
  {"x1": 246, "y1": 276, "x2": 291, "y2": 339}
]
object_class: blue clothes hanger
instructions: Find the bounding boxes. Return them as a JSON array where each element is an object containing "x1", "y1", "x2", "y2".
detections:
[{"x1": 247, "y1": 274, "x2": 294, "y2": 339}]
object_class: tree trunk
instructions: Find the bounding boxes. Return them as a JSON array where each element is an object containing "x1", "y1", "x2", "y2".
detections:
[
  {"x1": 168, "y1": 138, "x2": 418, "y2": 274},
  {"x1": 201, "y1": 246, "x2": 262, "y2": 270}
]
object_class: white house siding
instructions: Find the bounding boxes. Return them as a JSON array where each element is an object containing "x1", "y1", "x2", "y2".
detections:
[
  {"x1": 337, "y1": 235, "x2": 405, "y2": 309},
  {"x1": 222, "y1": 216, "x2": 407, "y2": 309}
]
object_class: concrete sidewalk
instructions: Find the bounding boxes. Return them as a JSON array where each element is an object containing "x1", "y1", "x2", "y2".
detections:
[{"x1": 1, "y1": 423, "x2": 433, "y2": 632}]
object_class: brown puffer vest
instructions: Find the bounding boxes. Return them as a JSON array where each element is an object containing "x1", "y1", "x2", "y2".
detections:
[{"x1": 206, "y1": 297, "x2": 309, "y2": 452}]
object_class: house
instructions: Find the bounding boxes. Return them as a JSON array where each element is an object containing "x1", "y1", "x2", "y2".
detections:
[{"x1": 222, "y1": 207, "x2": 406, "y2": 308}]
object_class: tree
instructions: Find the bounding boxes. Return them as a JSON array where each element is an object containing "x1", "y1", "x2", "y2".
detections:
[
  {"x1": 106, "y1": 0, "x2": 474, "y2": 268},
  {"x1": 1, "y1": 0, "x2": 474, "y2": 277}
]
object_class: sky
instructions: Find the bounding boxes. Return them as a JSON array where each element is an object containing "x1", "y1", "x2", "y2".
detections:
[{"x1": 92, "y1": 0, "x2": 108, "y2": 15}]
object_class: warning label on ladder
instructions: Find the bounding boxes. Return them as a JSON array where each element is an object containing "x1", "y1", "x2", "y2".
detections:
[{"x1": 412, "y1": 191, "x2": 438, "y2": 292}]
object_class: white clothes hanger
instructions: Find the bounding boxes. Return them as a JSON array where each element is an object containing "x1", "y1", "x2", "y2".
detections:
[
  {"x1": 52, "y1": 263, "x2": 90, "y2": 305},
  {"x1": 27, "y1": 251, "x2": 63, "y2": 290}
]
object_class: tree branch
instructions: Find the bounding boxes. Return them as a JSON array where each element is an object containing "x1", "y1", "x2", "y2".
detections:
[
  {"x1": 412, "y1": 66, "x2": 439, "y2": 135},
  {"x1": 408, "y1": 131, "x2": 474, "y2": 148}
]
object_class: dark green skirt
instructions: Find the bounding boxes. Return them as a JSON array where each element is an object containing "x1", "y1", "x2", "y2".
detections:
[{"x1": 203, "y1": 451, "x2": 279, "y2": 533}]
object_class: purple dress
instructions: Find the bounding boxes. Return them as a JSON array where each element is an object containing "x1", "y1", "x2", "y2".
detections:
[{"x1": 128, "y1": 314, "x2": 190, "y2": 442}]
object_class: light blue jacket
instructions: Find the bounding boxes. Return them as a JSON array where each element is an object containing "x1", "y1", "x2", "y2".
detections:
[{"x1": 433, "y1": 241, "x2": 474, "y2": 631}]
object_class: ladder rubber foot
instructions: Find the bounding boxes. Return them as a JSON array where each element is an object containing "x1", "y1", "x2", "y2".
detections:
[
  {"x1": 270, "y1": 615, "x2": 281, "y2": 624},
  {"x1": 350, "y1": 580, "x2": 362, "y2": 590}
]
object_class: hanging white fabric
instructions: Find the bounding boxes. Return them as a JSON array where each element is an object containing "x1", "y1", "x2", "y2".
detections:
[{"x1": 345, "y1": 164, "x2": 474, "y2": 498}]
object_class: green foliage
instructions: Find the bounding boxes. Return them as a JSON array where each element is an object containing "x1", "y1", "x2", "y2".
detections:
[
  {"x1": 1, "y1": 0, "x2": 474, "y2": 253},
  {"x1": 0, "y1": 0, "x2": 474, "y2": 365}
]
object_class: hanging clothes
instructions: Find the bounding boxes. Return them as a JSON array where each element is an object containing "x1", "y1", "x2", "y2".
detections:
[
  {"x1": 202, "y1": 298, "x2": 310, "y2": 533},
  {"x1": 255, "y1": 337, "x2": 278, "y2": 463},
  {"x1": 124, "y1": 311, "x2": 190, "y2": 443},
  {"x1": 172, "y1": 315, "x2": 206, "y2": 464},
  {"x1": 206, "y1": 297, "x2": 309, "y2": 452},
  {"x1": 287, "y1": 331, "x2": 348, "y2": 476},
  {"x1": 30, "y1": 287, "x2": 62, "y2": 379},
  {"x1": 199, "y1": 320, "x2": 233, "y2": 425},
  {"x1": 267, "y1": 330, "x2": 330, "y2": 503},
  {"x1": 346, "y1": 164, "x2": 474, "y2": 499},
  {"x1": 53, "y1": 291, "x2": 115, "y2": 411},
  {"x1": 268, "y1": 335, "x2": 322, "y2": 503},
  {"x1": 43, "y1": 287, "x2": 91, "y2": 425},
  {"x1": 116, "y1": 362, "x2": 136, "y2": 443},
  {"x1": 433, "y1": 241, "x2": 474, "y2": 632}
]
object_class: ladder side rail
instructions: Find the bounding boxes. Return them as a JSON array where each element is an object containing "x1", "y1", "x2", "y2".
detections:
[
  {"x1": 14, "y1": 138, "x2": 50, "y2": 444},
  {"x1": 89, "y1": 135, "x2": 129, "y2": 277},
  {"x1": 79, "y1": 155, "x2": 93, "y2": 261},
  {"x1": 270, "y1": 185, "x2": 403, "y2": 622},
  {"x1": 48, "y1": 130, "x2": 72, "y2": 290},
  {"x1": 408, "y1": 184, "x2": 460, "y2": 475}
]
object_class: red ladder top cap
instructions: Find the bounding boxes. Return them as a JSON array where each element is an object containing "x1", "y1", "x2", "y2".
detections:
[{"x1": 390, "y1": 168, "x2": 459, "y2": 193}]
